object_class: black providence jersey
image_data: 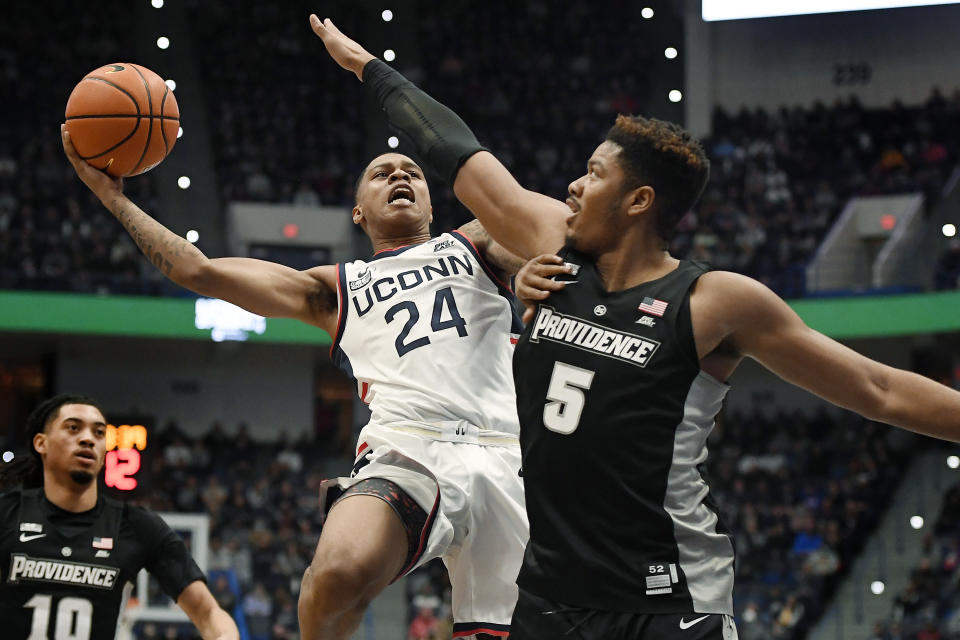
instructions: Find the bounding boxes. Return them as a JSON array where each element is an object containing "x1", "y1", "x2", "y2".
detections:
[
  {"x1": 0, "y1": 488, "x2": 204, "y2": 640},
  {"x1": 513, "y1": 249, "x2": 735, "y2": 615}
]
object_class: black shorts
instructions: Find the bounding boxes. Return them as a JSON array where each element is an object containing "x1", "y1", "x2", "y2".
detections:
[
  {"x1": 509, "y1": 588, "x2": 737, "y2": 640},
  {"x1": 325, "y1": 477, "x2": 429, "y2": 580}
]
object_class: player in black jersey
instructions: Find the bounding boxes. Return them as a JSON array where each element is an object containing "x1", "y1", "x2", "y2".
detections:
[
  {"x1": 314, "y1": 19, "x2": 960, "y2": 640},
  {"x1": 0, "y1": 394, "x2": 238, "y2": 640}
]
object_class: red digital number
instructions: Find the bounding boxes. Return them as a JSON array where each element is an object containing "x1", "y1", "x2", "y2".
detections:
[{"x1": 105, "y1": 449, "x2": 141, "y2": 491}]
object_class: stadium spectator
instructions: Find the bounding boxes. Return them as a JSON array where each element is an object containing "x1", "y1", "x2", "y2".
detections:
[
  {"x1": 210, "y1": 574, "x2": 237, "y2": 617},
  {"x1": 407, "y1": 605, "x2": 439, "y2": 640},
  {"x1": 241, "y1": 583, "x2": 272, "y2": 640}
]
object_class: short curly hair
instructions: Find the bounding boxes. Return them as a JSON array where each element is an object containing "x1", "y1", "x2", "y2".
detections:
[{"x1": 605, "y1": 115, "x2": 709, "y2": 243}]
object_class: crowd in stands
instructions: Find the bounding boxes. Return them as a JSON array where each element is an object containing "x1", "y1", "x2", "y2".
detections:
[
  {"x1": 3, "y1": 3, "x2": 957, "y2": 297},
  {"x1": 0, "y1": 1, "x2": 173, "y2": 295},
  {"x1": 684, "y1": 92, "x2": 960, "y2": 297},
  {"x1": 867, "y1": 480, "x2": 960, "y2": 640},
  {"x1": 126, "y1": 420, "x2": 350, "y2": 640},
  {"x1": 409, "y1": 0, "x2": 656, "y2": 233},
  {"x1": 186, "y1": 1, "x2": 366, "y2": 210},
  {"x1": 411, "y1": 3, "x2": 960, "y2": 296},
  {"x1": 715, "y1": 409, "x2": 911, "y2": 640}
]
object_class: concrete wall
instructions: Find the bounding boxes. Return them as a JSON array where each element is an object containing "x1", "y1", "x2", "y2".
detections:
[
  {"x1": 55, "y1": 336, "x2": 319, "y2": 439},
  {"x1": 685, "y1": 0, "x2": 960, "y2": 134}
]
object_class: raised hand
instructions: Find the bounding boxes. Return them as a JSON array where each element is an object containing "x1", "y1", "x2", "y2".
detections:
[
  {"x1": 515, "y1": 254, "x2": 572, "y2": 324},
  {"x1": 308, "y1": 14, "x2": 376, "y2": 81},
  {"x1": 61, "y1": 124, "x2": 124, "y2": 201}
]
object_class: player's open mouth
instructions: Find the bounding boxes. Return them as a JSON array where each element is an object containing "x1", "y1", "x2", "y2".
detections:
[
  {"x1": 388, "y1": 185, "x2": 416, "y2": 205},
  {"x1": 565, "y1": 197, "x2": 580, "y2": 213},
  {"x1": 75, "y1": 451, "x2": 97, "y2": 463}
]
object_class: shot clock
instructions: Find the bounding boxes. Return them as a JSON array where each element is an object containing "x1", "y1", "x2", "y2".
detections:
[
  {"x1": 102, "y1": 415, "x2": 154, "y2": 496},
  {"x1": 104, "y1": 424, "x2": 147, "y2": 491}
]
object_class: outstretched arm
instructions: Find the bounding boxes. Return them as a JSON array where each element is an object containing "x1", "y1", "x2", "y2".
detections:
[
  {"x1": 701, "y1": 271, "x2": 960, "y2": 442},
  {"x1": 61, "y1": 127, "x2": 338, "y2": 334},
  {"x1": 309, "y1": 15, "x2": 570, "y2": 259},
  {"x1": 177, "y1": 581, "x2": 239, "y2": 640}
]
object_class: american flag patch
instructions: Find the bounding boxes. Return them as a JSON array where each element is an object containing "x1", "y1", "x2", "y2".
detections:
[
  {"x1": 638, "y1": 297, "x2": 668, "y2": 317},
  {"x1": 92, "y1": 537, "x2": 113, "y2": 550}
]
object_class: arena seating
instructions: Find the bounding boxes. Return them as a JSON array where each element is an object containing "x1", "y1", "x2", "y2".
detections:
[
  {"x1": 714, "y1": 409, "x2": 910, "y2": 639},
  {"x1": 2, "y1": 2, "x2": 957, "y2": 296},
  {"x1": 0, "y1": 1, "x2": 172, "y2": 295},
  {"x1": 131, "y1": 422, "x2": 341, "y2": 639},
  {"x1": 185, "y1": 0, "x2": 365, "y2": 209},
  {"x1": 687, "y1": 94, "x2": 960, "y2": 296},
  {"x1": 867, "y1": 481, "x2": 960, "y2": 640}
]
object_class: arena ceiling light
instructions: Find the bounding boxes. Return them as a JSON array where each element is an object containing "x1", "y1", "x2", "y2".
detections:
[
  {"x1": 156, "y1": 36, "x2": 170, "y2": 50},
  {"x1": 943, "y1": 223, "x2": 957, "y2": 237},
  {"x1": 948, "y1": 455, "x2": 960, "y2": 469},
  {"x1": 384, "y1": 49, "x2": 396, "y2": 62},
  {"x1": 387, "y1": 136, "x2": 400, "y2": 149},
  {"x1": 2, "y1": 451, "x2": 13, "y2": 463},
  {"x1": 165, "y1": 79, "x2": 176, "y2": 91},
  {"x1": 702, "y1": 0, "x2": 960, "y2": 21},
  {"x1": 178, "y1": 176, "x2": 191, "y2": 189},
  {"x1": 669, "y1": 90, "x2": 683, "y2": 103},
  {"x1": 382, "y1": 9, "x2": 394, "y2": 21},
  {"x1": 870, "y1": 580, "x2": 885, "y2": 595},
  {"x1": 665, "y1": 47, "x2": 678, "y2": 59},
  {"x1": 186, "y1": 230, "x2": 199, "y2": 243},
  {"x1": 910, "y1": 515, "x2": 924, "y2": 529},
  {"x1": 151, "y1": 0, "x2": 163, "y2": 7},
  {"x1": 641, "y1": 7, "x2": 654, "y2": 18},
  {"x1": 177, "y1": 126, "x2": 183, "y2": 139}
]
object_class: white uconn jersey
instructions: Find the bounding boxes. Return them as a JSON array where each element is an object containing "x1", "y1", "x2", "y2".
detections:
[{"x1": 331, "y1": 232, "x2": 523, "y2": 438}]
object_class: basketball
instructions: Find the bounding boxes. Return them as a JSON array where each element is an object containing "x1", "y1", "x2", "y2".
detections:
[{"x1": 64, "y1": 63, "x2": 179, "y2": 178}]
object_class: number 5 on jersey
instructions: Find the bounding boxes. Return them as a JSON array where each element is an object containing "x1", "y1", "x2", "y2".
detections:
[{"x1": 543, "y1": 361, "x2": 595, "y2": 434}]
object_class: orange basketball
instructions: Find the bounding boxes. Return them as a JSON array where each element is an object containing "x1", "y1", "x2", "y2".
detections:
[{"x1": 64, "y1": 63, "x2": 180, "y2": 177}]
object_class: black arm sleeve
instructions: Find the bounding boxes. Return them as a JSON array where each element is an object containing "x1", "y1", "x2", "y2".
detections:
[
  {"x1": 131, "y1": 506, "x2": 206, "y2": 601},
  {"x1": 363, "y1": 59, "x2": 487, "y2": 184}
]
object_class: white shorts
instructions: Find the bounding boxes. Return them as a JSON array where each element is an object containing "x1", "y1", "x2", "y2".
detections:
[{"x1": 320, "y1": 421, "x2": 528, "y2": 635}]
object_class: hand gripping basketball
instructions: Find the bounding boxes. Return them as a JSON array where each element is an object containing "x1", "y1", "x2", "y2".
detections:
[
  {"x1": 61, "y1": 125, "x2": 124, "y2": 202},
  {"x1": 63, "y1": 63, "x2": 179, "y2": 177}
]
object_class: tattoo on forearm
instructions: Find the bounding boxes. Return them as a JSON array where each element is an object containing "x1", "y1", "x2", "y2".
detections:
[
  {"x1": 109, "y1": 196, "x2": 203, "y2": 278},
  {"x1": 487, "y1": 245, "x2": 526, "y2": 276}
]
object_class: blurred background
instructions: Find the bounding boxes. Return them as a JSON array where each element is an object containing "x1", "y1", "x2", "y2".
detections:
[{"x1": 1, "y1": 1, "x2": 960, "y2": 638}]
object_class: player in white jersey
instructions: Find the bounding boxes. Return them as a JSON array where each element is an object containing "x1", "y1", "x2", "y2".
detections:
[
  {"x1": 324, "y1": 226, "x2": 528, "y2": 638},
  {"x1": 62, "y1": 130, "x2": 528, "y2": 639},
  {"x1": 332, "y1": 235, "x2": 522, "y2": 436}
]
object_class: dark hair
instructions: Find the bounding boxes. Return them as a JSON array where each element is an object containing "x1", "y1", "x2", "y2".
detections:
[
  {"x1": 0, "y1": 394, "x2": 104, "y2": 490},
  {"x1": 605, "y1": 114, "x2": 710, "y2": 243},
  {"x1": 354, "y1": 169, "x2": 365, "y2": 205}
]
